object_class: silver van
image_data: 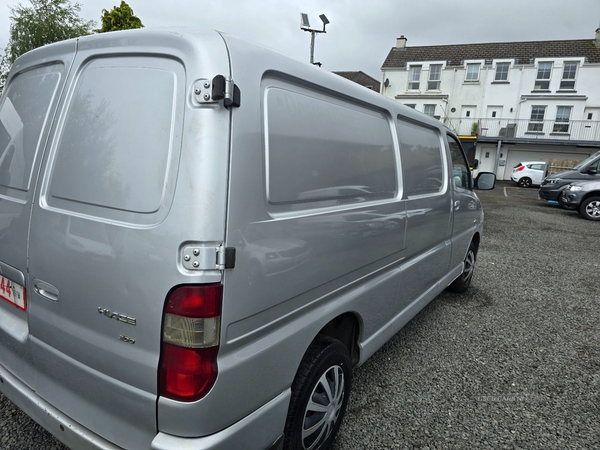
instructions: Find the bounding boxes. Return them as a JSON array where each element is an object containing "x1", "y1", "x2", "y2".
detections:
[{"x1": 0, "y1": 29, "x2": 495, "y2": 450}]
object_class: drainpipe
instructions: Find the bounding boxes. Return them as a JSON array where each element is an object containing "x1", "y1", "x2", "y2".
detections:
[{"x1": 494, "y1": 140, "x2": 503, "y2": 179}]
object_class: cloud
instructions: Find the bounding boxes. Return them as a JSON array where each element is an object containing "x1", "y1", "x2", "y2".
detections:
[{"x1": 0, "y1": 0, "x2": 599, "y2": 80}]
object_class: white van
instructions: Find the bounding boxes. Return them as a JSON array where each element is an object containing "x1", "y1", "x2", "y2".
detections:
[{"x1": 0, "y1": 29, "x2": 495, "y2": 450}]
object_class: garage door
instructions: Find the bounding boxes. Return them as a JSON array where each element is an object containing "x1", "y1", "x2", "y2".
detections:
[{"x1": 502, "y1": 147, "x2": 591, "y2": 180}]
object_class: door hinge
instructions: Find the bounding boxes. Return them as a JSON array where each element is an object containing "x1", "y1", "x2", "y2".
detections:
[
  {"x1": 192, "y1": 75, "x2": 241, "y2": 108},
  {"x1": 217, "y1": 246, "x2": 236, "y2": 270},
  {"x1": 182, "y1": 244, "x2": 236, "y2": 271}
]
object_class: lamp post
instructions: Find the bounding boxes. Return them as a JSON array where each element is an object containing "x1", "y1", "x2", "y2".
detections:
[{"x1": 300, "y1": 13, "x2": 329, "y2": 66}]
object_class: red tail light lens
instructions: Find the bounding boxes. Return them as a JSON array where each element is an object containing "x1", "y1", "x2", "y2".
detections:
[
  {"x1": 160, "y1": 344, "x2": 219, "y2": 401},
  {"x1": 159, "y1": 284, "x2": 222, "y2": 402},
  {"x1": 516, "y1": 165, "x2": 525, "y2": 171}
]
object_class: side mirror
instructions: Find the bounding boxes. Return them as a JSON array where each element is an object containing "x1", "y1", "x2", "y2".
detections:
[
  {"x1": 474, "y1": 172, "x2": 496, "y2": 190},
  {"x1": 588, "y1": 167, "x2": 598, "y2": 175},
  {"x1": 472, "y1": 159, "x2": 479, "y2": 170}
]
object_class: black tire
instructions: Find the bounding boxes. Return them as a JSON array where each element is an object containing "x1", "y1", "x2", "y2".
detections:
[
  {"x1": 558, "y1": 192, "x2": 576, "y2": 210},
  {"x1": 447, "y1": 242, "x2": 477, "y2": 293},
  {"x1": 518, "y1": 177, "x2": 532, "y2": 188},
  {"x1": 284, "y1": 337, "x2": 352, "y2": 450},
  {"x1": 578, "y1": 196, "x2": 600, "y2": 221}
]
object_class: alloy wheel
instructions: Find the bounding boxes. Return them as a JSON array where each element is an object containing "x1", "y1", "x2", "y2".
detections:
[{"x1": 301, "y1": 366, "x2": 345, "y2": 450}]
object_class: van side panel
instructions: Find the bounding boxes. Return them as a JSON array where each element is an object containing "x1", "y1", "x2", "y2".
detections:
[{"x1": 156, "y1": 34, "x2": 411, "y2": 437}]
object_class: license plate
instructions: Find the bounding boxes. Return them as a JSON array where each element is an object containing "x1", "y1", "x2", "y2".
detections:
[{"x1": 0, "y1": 275, "x2": 26, "y2": 311}]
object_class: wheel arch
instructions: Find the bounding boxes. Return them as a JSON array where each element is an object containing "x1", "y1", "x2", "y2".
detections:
[
  {"x1": 581, "y1": 191, "x2": 600, "y2": 204},
  {"x1": 314, "y1": 312, "x2": 362, "y2": 367},
  {"x1": 471, "y1": 232, "x2": 481, "y2": 254}
]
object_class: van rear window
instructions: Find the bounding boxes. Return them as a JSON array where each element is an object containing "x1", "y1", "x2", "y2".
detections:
[
  {"x1": 48, "y1": 58, "x2": 179, "y2": 214},
  {"x1": 265, "y1": 87, "x2": 397, "y2": 205},
  {"x1": 0, "y1": 65, "x2": 61, "y2": 193}
]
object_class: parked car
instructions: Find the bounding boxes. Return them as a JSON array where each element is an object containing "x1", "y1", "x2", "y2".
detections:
[
  {"x1": 539, "y1": 150, "x2": 600, "y2": 208},
  {"x1": 560, "y1": 180, "x2": 600, "y2": 220},
  {"x1": 0, "y1": 28, "x2": 496, "y2": 450},
  {"x1": 511, "y1": 161, "x2": 546, "y2": 187}
]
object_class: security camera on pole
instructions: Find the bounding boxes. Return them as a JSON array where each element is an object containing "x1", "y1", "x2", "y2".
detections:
[{"x1": 300, "y1": 13, "x2": 330, "y2": 66}]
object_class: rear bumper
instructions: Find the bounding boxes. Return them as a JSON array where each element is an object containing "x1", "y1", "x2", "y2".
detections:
[
  {"x1": 1, "y1": 357, "x2": 290, "y2": 450},
  {"x1": 150, "y1": 390, "x2": 289, "y2": 450},
  {"x1": 0, "y1": 361, "x2": 121, "y2": 450}
]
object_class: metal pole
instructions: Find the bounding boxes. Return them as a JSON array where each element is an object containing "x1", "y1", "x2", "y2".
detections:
[{"x1": 310, "y1": 31, "x2": 316, "y2": 64}]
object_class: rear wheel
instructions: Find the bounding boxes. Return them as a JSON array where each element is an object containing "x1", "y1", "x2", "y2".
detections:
[
  {"x1": 284, "y1": 337, "x2": 352, "y2": 450},
  {"x1": 518, "y1": 177, "x2": 532, "y2": 188},
  {"x1": 448, "y1": 242, "x2": 477, "y2": 293},
  {"x1": 579, "y1": 196, "x2": 600, "y2": 220}
]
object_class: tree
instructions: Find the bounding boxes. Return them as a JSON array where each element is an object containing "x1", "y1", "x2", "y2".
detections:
[
  {"x1": 1, "y1": 0, "x2": 95, "y2": 90},
  {"x1": 97, "y1": 1, "x2": 143, "y2": 33}
]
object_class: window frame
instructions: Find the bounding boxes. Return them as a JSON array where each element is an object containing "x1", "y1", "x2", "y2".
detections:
[
  {"x1": 408, "y1": 65, "x2": 421, "y2": 90},
  {"x1": 494, "y1": 62, "x2": 510, "y2": 81},
  {"x1": 527, "y1": 105, "x2": 546, "y2": 132},
  {"x1": 534, "y1": 62, "x2": 552, "y2": 90},
  {"x1": 553, "y1": 106, "x2": 572, "y2": 133},
  {"x1": 465, "y1": 63, "x2": 480, "y2": 82},
  {"x1": 423, "y1": 104, "x2": 436, "y2": 117},
  {"x1": 427, "y1": 64, "x2": 442, "y2": 90},
  {"x1": 447, "y1": 134, "x2": 472, "y2": 190},
  {"x1": 559, "y1": 62, "x2": 577, "y2": 90}
]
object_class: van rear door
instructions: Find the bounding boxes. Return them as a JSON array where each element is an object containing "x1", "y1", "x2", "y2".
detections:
[
  {"x1": 25, "y1": 35, "x2": 191, "y2": 449},
  {"x1": 0, "y1": 40, "x2": 75, "y2": 390}
]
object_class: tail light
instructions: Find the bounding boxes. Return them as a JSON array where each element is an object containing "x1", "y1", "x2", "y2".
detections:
[
  {"x1": 516, "y1": 165, "x2": 525, "y2": 171},
  {"x1": 159, "y1": 284, "x2": 222, "y2": 402}
]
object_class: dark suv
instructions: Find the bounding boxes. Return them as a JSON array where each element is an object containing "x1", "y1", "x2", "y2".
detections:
[
  {"x1": 561, "y1": 180, "x2": 600, "y2": 220},
  {"x1": 539, "y1": 151, "x2": 600, "y2": 208}
]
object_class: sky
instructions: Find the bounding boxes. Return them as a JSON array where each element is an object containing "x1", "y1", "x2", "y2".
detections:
[{"x1": 1, "y1": 0, "x2": 599, "y2": 80}]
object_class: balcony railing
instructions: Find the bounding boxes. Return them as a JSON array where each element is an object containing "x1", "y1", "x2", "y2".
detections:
[{"x1": 444, "y1": 117, "x2": 600, "y2": 142}]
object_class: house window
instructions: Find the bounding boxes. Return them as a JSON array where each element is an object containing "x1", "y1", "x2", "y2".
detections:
[
  {"x1": 408, "y1": 66, "x2": 421, "y2": 90},
  {"x1": 528, "y1": 106, "x2": 546, "y2": 132},
  {"x1": 534, "y1": 62, "x2": 552, "y2": 90},
  {"x1": 495, "y1": 63, "x2": 510, "y2": 81},
  {"x1": 553, "y1": 106, "x2": 572, "y2": 133},
  {"x1": 427, "y1": 65, "x2": 442, "y2": 90},
  {"x1": 424, "y1": 104, "x2": 436, "y2": 117},
  {"x1": 560, "y1": 63, "x2": 577, "y2": 90},
  {"x1": 405, "y1": 104, "x2": 416, "y2": 109},
  {"x1": 491, "y1": 111, "x2": 497, "y2": 118},
  {"x1": 465, "y1": 111, "x2": 471, "y2": 117},
  {"x1": 588, "y1": 113, "x2": 594, "y2": 120},
  {"x1": 465, "y1": 64, "x2": 480, "y2": 81}
]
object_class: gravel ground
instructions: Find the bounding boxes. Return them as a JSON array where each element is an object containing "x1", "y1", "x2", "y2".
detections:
[
  {"x1": 1, "y1": 182, "x2": 599, "y2": 449},
  {"x1": 333, "y1": 182, "x2": 600, "y2": 449}
]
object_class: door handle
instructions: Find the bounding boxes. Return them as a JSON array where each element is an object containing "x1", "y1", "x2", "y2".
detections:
[
  {"x1": 454, "y1": 201, "x2": 460, "y2": 210},
  {"x1": 33, "y1": 278, "x2": 59, "y2": 302}
]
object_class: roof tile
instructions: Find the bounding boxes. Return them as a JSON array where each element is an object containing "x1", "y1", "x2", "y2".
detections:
[{"x1": 382, "y1": 39, "x2": 600, "y2": 68}]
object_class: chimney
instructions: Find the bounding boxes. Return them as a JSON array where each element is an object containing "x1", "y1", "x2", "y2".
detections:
[{"x1": 396, "y1": 35, "x2": 407, "y2": 49}]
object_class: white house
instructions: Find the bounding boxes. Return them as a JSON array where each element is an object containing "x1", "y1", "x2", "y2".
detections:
[{"x1": 380, "y1": 29, "x2": 600, "y2": 179}]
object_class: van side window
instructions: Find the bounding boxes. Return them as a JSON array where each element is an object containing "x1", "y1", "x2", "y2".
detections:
[
  {"x1": 48, "y1": 58, "x2": 180, "y2": 215},
  {"x1": 0, "y1": 65, "x2": 61, "y2": 193},
  {"x1": 397, "y1": 119, "x2": 444, "y2": 196},
  {"x1": 265, "y1": 88, "x2": 397, "y2": 205},
  {"x1": 446, "y1": 135, "x2": 471, "y2": 189}
]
